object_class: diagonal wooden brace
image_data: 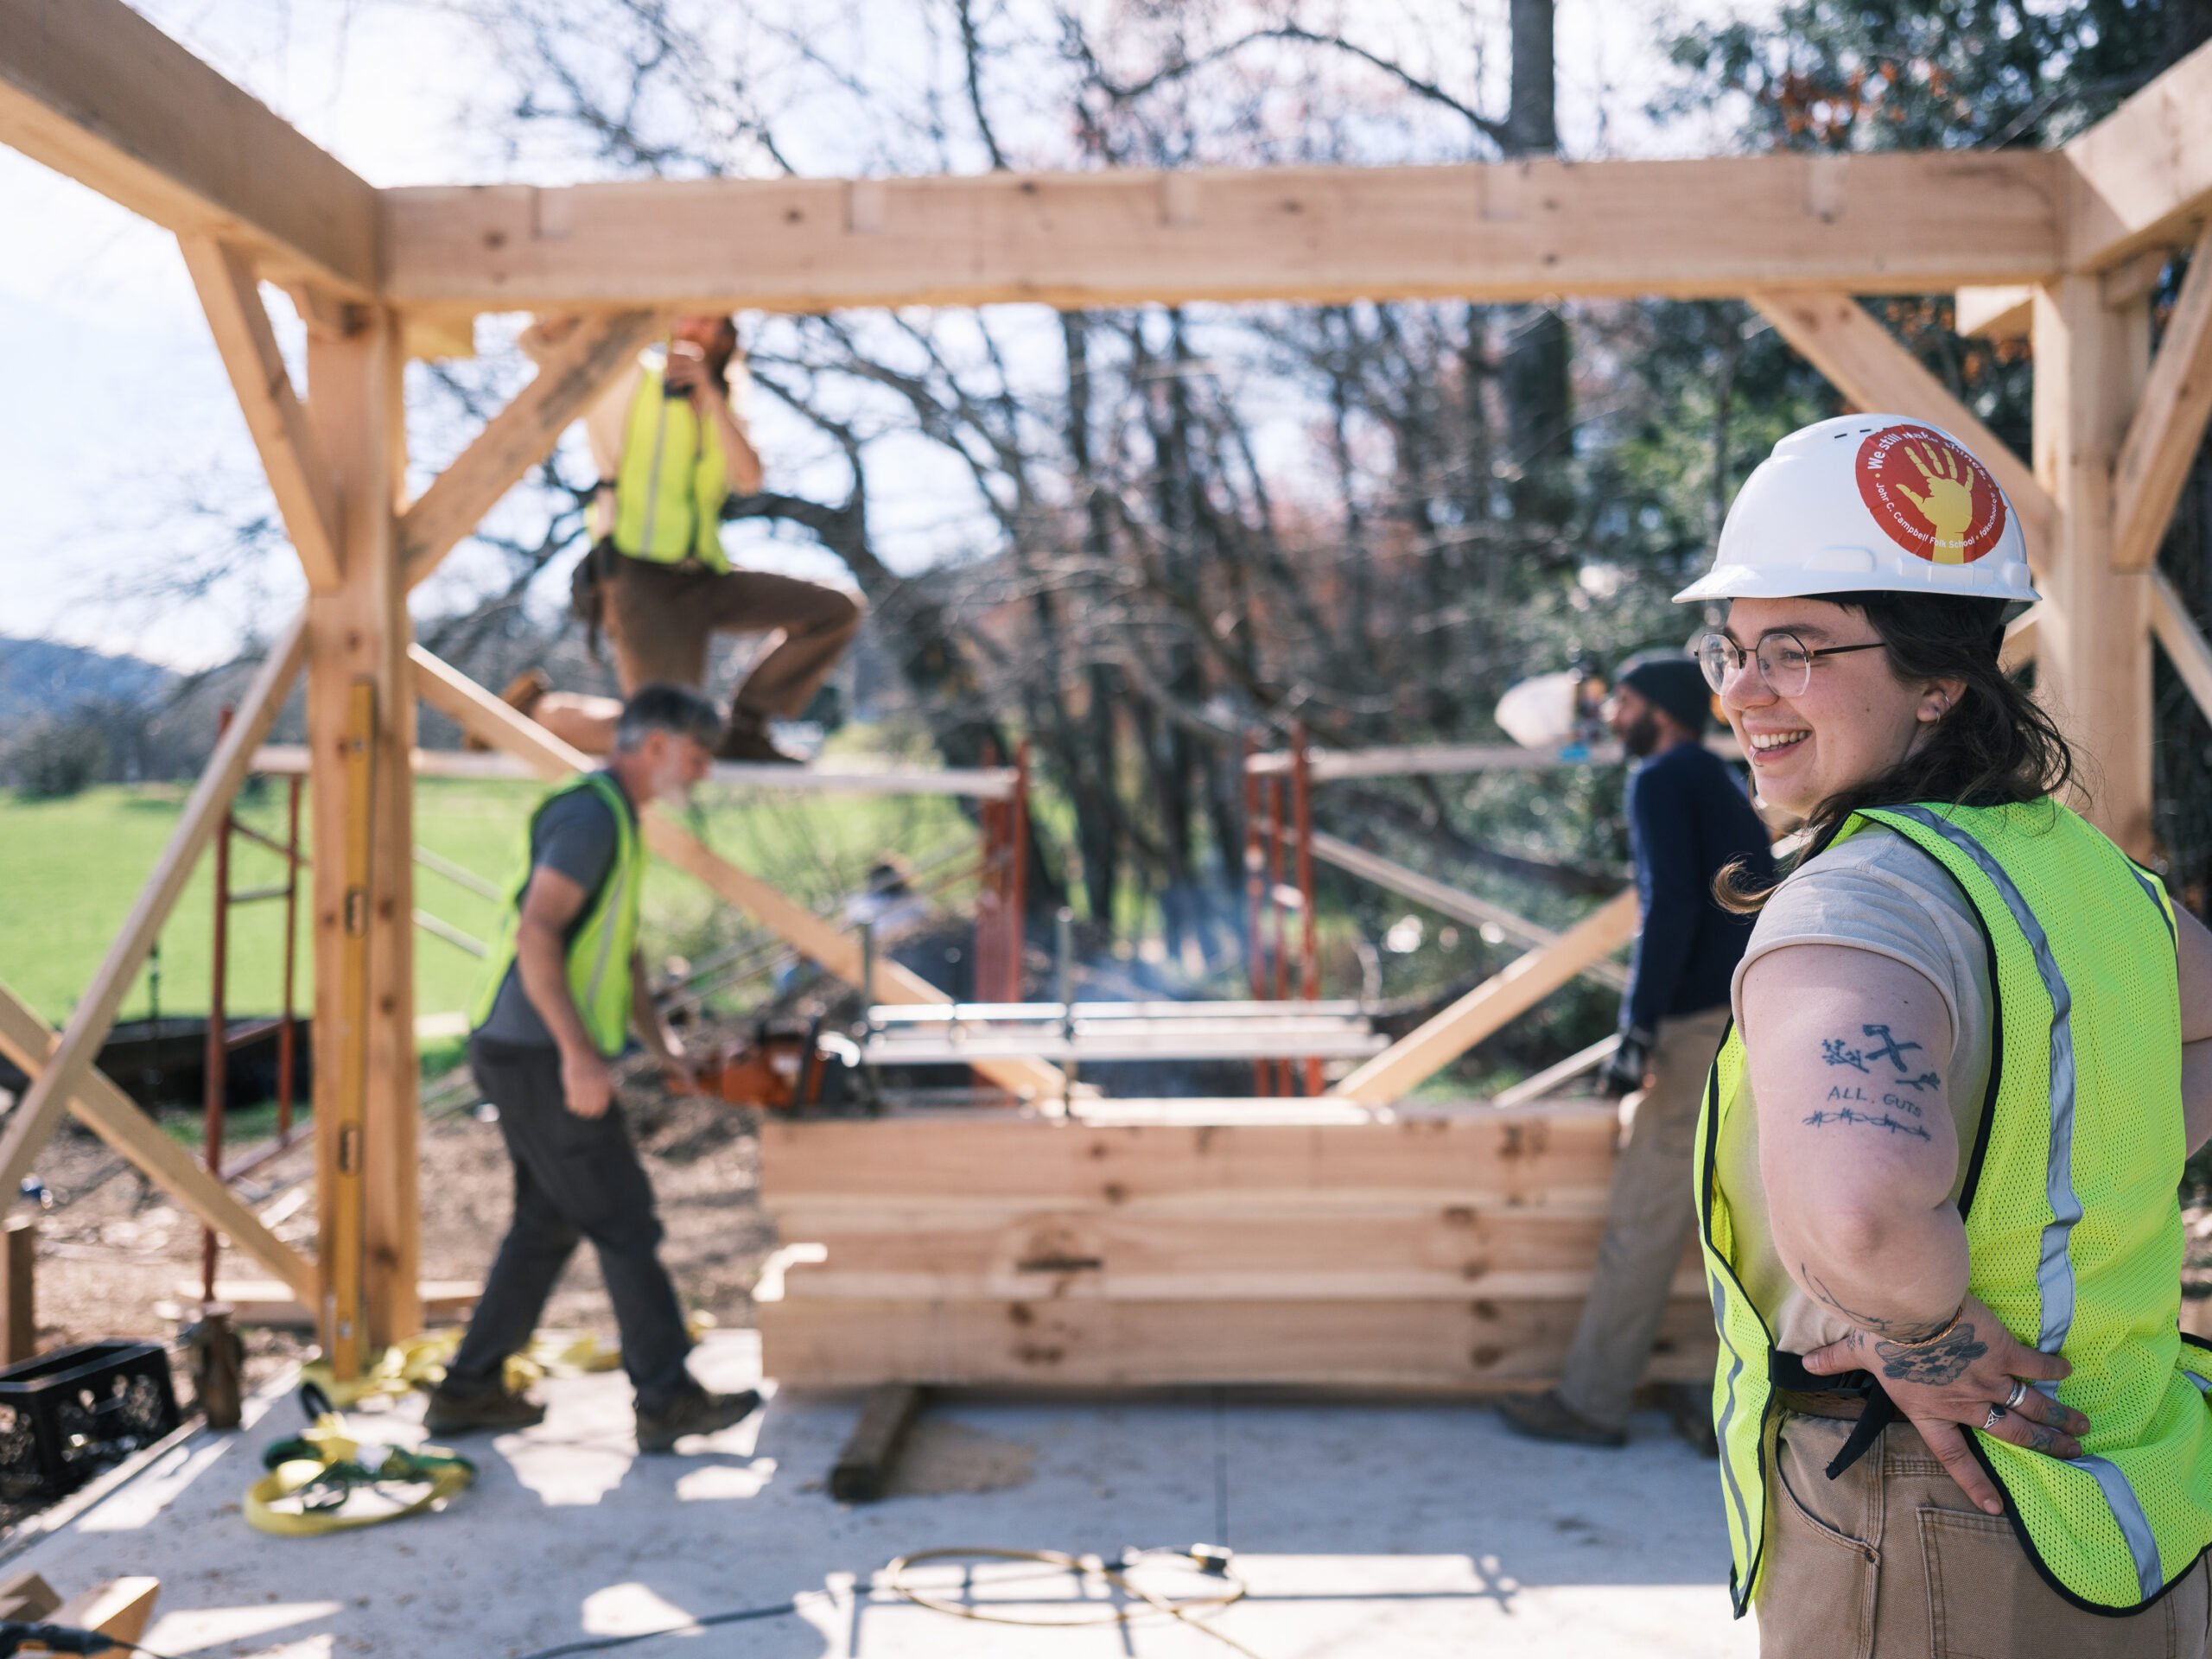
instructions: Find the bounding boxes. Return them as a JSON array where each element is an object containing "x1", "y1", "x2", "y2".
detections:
[
  {"x1": 1332, "y1": 890, "x2": 1640, "y2": 1106},
  {"x1": 2113, "y1": 223, "x2": 2212, "y2": 573},
  {"x1": 399, "y1": 309, "x2": 667, "y2": 592},
  {"x1": 181, "y1": 238, "x2": 345, "y2": 591},
  {"x1": 0, "y1": 979, "x2": 318, "y2": 1306},
  {"x1": 408, "y1": 645, "x2": 1069, "y2": 1102},
  {"x1": 0, "y1": 613, "x2": 308, "y2": 1202}
]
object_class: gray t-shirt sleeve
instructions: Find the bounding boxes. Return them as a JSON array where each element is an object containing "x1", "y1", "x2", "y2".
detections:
[{"x1": 472, "y1": 787, "x2": 622, "y2": 1047}]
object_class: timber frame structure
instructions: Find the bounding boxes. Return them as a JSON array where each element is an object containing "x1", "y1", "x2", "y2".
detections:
[{"x1": 4, "y1": 0, "x2": 2212, "y2": 1378}]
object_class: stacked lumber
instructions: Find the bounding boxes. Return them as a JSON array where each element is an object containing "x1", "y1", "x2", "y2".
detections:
[{"x1": 757, "y1": 1103, "x2": 1715, "y2": 1391}]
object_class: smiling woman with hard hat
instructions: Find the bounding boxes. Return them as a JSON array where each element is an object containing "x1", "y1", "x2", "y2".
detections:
[{"x1": 1681, "y1": 413, "x2": 2212, "y2": 1654}]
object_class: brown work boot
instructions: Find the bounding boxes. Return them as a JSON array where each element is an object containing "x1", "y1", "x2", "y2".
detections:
[
  {"x1": 423, "y1": 1381, "x2": 546, "y2": 1435},
  {"x1": 466, "y1": 669, "x2": 555, "y2": 752},
  {"x1": 1496, "y1": 1388, "x2": 1627, "y2": 1448},
  {"x1": 712, "y1": 708, "x2": 802, "y2": 765},
  {"x1": 1668, "y1": 1382, "x2": 1719, "y2": 1458},
  {"x1": 635, "y1": 1386, "x2": 763, "y2": 1453}
]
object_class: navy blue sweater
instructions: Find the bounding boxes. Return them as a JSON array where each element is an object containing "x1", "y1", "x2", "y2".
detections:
[{"x1": 1620, "y1": 741, "x2": 1773, "y2": 1033}]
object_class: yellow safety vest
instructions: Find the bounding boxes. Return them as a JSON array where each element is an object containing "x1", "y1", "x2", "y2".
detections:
[
  {"x1": 469, "y1": 772, "x2": 643, "y2": 1058},
  {"x1": 611, "y1": 362, "x2": 730, "y2": 572},
  {"x1": 1699, "y1": 799, "x2": 2212, "y2": 1616}
]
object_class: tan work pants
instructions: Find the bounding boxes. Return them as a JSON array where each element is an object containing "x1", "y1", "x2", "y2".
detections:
[
  {"x1": 1758, "y1": 1413, "x2": 2211, "y2": 1658},
  {"x1": 604, "y1": 556, "x2": 864, "y2": 718},
  {"x1": 1555, "y1": 1003, "x2": 1732, "y2": 1430}
]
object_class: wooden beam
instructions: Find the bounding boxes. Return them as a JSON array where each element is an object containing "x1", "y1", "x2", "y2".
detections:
[
  {"x1": 1332, "y1": 891, "x2": 1638, "y2": 1106},
  {"x1": 1, "y1": 1217, "x2": 31, "y2": 1364},
  {"x1": 398, "y1": 308, "x2": 665, "y2": 592},
  {"x1": 0, "y1": 617, "x2": 307, "y2": 1205},
  {"x1": 2113, "y1": 223, "x2": 2212, "y2": 572},
  {"x1": 1748, "y1": 289, "x2": 2055, "y2": 576},
  {"x1": 1956, "y1": 285, "x2": 2032, "y2": 340},
  {"x1": 382, "y1": 151, "x2": 2060, "y2": 314},
  {"x1": 181, "y1": 238, "x2": 344, "y2": 593},
  {"x1": 2034, "y1": 276, "x2": 2154, "y2": 856},
  {"x1": 0, "y1": 0, "x2": 377, "y2": 297},
  {"x1": 0, "y1": 979, "x2": 319, "y2": 1306},
  {"x1": 829, "y1": 1383, "x2": 925, "y2": 1503},
  {"x1": 2064, "y1": 38, "x2": 2212, "y2": 272},
  {"x1": 409, "y1": 645, "x2": 1068, "y2": 1102},
  {"x1": 2152, "y1": 572, "x2": 2212, "y2": 729},
  {"x1": 1299, "y1": 827, "x2": 1630, "y2": 991},
  {"x1": 304, "y1": 310, "x2": 419, "y2": 1363}
]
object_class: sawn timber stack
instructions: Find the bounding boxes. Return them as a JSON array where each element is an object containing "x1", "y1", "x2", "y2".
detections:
[{"x1": 757, "y1": 1101, "x2": 1713, "y2": 1390}]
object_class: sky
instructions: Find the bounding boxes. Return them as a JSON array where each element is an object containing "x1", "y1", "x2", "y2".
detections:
[{"x1": 0, "y1": 0, "x2": 1769, "y2": 671}]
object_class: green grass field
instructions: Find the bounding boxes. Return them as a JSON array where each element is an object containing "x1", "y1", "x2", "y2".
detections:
[{"x1": 0, "y1": 770, "x2": 978, "y2": 1030}]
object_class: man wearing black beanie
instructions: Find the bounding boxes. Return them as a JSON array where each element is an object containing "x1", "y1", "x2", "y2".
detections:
[{"x1": 1500, "y1": 650, "x2": 1772, "y2": 1453}]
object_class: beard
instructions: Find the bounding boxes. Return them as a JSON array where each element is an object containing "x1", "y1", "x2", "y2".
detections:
[{"x1": 1621, "y1": 709, "x2": 1663, "y2": 758}]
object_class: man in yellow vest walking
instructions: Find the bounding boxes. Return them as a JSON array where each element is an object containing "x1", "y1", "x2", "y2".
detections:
[
  {"x1": 426, "y1": 684, "x2": 761, "y2": 1452},
  {"x1": 513, "y1": 315, "x2": 865, "y2": 765}
]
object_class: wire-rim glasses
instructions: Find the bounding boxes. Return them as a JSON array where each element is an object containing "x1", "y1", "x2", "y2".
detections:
[{"x1": 1696, "y1": 630, "x2": 1887, "y2": 697}]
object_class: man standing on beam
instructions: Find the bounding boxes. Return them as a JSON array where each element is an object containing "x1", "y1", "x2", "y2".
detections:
[
  {"x1": 1500, "y1": 652, "x2": 1772, "y2": 1452},
  {"x1": 502, "y1": 315, "x2": 865, "y2": 766},
  {"x1": 427, "y1": 683, "x2": 762, "y2": 1451}
]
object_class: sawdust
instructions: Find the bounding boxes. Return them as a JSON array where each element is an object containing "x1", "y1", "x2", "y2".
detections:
[{"x1": 884, "y1": 1417, "x2": 1039, "y2": 1497}]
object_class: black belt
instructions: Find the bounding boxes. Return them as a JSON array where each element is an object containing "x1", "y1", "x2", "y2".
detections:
[{"x1": 1773, "y1": 1350, "x2": 1897, "y2": 1479}]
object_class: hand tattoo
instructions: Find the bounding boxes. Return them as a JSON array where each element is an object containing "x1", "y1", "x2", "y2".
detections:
[
  {"x1": 1874, "y1": 1322, "x2": 1987, "y2": 1385},
  {"x1": 2025, "y1": 1423, "x2": 2063, "y2": 1454}
]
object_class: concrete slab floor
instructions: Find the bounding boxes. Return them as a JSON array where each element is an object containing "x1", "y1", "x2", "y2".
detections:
[{"x1": 3, "y1": 1332, "x2": 1757, "y2": 1657}]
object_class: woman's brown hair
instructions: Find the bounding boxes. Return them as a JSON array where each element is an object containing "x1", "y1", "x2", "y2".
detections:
[{"x1": 1717, "y1": 591, "x2": 2076, "y2": 911}]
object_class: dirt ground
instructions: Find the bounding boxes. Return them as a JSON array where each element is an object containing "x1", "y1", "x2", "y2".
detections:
[{"x1": 21, "y1": 1053, "x2": 779, "y2": 1409}]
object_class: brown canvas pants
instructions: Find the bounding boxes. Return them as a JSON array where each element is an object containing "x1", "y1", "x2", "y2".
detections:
[
  {"x1": 1555, "y1": 1003, "x2": 1733, "y2": 1430},
  {"x1": 603, "y1": 556, "x2": 864, "y2": 719},
  {"x1": 1757, "y1": 1412, "x2": 2212, "y2": 1658}
]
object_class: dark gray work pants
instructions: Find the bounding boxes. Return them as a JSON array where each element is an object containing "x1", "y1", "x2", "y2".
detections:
[{"x1": 447, "y1": 1035, "x2": 694, "y2": 1413}]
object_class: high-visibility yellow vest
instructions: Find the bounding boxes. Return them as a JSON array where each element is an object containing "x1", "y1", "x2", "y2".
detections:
[
  {"x1": 1698, "y1": 799, "x2": 2212, "y2": 1616},
  {"x1": 610, "y1": 362, "x2": 730, "y2": 572},
  {"x1": 469, "y1": 772, "x2": 643, "y2": 1058}
]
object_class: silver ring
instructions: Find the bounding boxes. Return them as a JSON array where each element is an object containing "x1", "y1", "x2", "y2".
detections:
[
  {"x1": 2004, "y1": 1379, "x2": 2029, "y2": 1411},
  {"x1": 1983, "y1": 1404, "x2": 2008, "y2": 1432}
]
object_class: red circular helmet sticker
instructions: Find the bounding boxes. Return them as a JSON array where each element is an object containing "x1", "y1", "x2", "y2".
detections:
[{"x1": 1855, "y1": 425, "x2": 2009, "y2": 564}]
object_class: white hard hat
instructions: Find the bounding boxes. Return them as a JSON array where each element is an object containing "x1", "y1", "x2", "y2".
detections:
[{"x1": 1673, "y1": 413, "x2": 2038, "y2": 606}]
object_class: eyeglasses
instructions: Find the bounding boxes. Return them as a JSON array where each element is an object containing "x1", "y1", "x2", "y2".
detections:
[{"x1": 1696, "y1": 631, "x2": 1886, "y2": 697}]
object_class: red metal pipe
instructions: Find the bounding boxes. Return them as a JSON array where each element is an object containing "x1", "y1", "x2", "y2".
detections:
[
  {"x1": 203, "y1": 707, "x2": 234, "y2": 1304},
  {"x1": 1243, "y1": 734, "x2": 1267, "y2": 1096},
  {"x1": 1294, "y1": 721, "x2": 1321, "y2": 1096}
]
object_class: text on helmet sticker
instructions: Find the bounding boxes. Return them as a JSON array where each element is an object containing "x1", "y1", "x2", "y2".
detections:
[{"x1": 1855, "y1": 425, "x2": 2009, "y2": 564}]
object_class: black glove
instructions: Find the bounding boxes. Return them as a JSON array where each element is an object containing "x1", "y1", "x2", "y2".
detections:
[{"x1": 1599, "y1": 1028, "x2": 1654, "y2": 1097}]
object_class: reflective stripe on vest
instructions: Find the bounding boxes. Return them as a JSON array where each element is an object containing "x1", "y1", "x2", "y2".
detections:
[
  {"x1": 468, "y1": 772, "x2": 644, "y2": 1058},
  {"x1": 1697, "y1": 799, "x2": 2212, "y2": 1617},
  {"x1": 611, "y1": 362, "x2": 729, "y2": 571}
]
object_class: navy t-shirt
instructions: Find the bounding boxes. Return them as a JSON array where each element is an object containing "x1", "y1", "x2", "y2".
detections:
[
  {"x1": 474, "y1": 774, "x2": 633, "y2": 1047},
  {"x1": 1621, "y1": 741, "x2": 1774, "y2": 1032}
]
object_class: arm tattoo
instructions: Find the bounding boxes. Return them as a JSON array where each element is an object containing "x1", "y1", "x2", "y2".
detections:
[
  {"x1": 1873, "y1": 1322, "x2": 1988, "y2": 1385},
  {"x1": 1802, "y1": 1265, "x2": 1955, "y2": 1342},
  {"x1": 1808, "y1": 1026, "x2": 1941, "y2": 1138}
]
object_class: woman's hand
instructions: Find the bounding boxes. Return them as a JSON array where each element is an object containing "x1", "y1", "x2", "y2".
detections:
[{"x1": 1802, "y1": 1294, "x2": 2090, "y2": 1515}]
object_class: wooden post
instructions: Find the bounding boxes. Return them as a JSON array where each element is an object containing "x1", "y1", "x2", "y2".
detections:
[
  {"x1": 1008, "y1": 741, "x2": 1030, "y2": 1002},
  {"x1": 305, "y1": 309, "x2": 420, "y2": 1370},
  {"x1": 202, "y1": 708, "x2": 232, "y2": 1306},
  {"x1": 2032, "y1": 276, "x2": 2154, "y2": 856},
  {"x1": 3, "y1": 1216, "x2": 35, "y2": 1365},
  {"x1": 1293, "y1": 722, "x2": 1320, "y2": 1097}
]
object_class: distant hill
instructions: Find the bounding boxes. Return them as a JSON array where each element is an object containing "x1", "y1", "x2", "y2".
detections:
[{"x1": 0, "y1": 635, "x2": 176, "y2": 721}]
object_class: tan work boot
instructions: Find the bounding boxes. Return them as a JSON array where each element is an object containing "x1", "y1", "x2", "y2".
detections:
[
  {"x1": 466, "y1": 668, "x2": 554, "y2": 752},
  {"x1": 712, "y1": 708, "x2": 802, "y2": 765}
]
